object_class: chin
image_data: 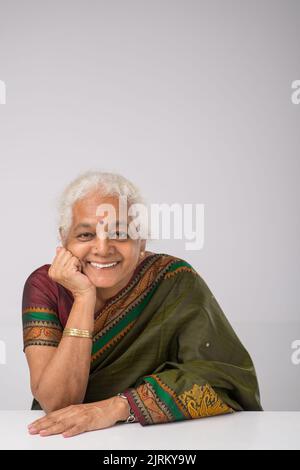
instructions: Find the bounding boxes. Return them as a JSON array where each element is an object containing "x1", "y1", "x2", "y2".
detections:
[
  {"x1": 86, "y1": 273, "x2": 119, "y2": 288},
  {"x1": 93, "y1": 280, "x2": 116, "y2": 288}
]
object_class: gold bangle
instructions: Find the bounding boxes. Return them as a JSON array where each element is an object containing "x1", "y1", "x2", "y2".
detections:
[{"x1": 63, "y1": 328, "x2": 93, "y2": 339}]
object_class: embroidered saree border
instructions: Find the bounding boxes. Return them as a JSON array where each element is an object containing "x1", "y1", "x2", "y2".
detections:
[
  {"x1": 123, "y1": 376, "x2": 234, "y2": 426},
  {"x1": 23, "y1": 308, "x2": 62, "y2": 350}
]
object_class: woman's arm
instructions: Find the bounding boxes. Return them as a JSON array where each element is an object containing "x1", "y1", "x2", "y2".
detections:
[
  {"x1": 26, "y1": 292, "x2": 95, "y2": 413},
  {"x1": 24, "y1": 247, "x2": 97, "y2": 413},
  {"x1": 27, "y1": 395, "x2": 131, "y2": 437}
]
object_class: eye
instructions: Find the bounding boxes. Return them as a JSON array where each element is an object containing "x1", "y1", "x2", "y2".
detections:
[
  {"x1": 109, "y1": 230, "x2": 128, "y2": 240},
  {"x1": 77, "y1": 232, "x2": 95, "y2": 241}
]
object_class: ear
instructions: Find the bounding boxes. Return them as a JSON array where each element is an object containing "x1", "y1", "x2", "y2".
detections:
[{"x1": 59, "y1": 227, "x2": 66, "y2": 247}]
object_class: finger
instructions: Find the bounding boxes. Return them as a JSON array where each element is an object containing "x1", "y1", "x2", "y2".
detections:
[
  {"x1": 28, "y1": 419, "x2": 46, "y2": 433},
  {"x1": 28, "y1": 412, "x2": 54, "y2": 428},
  {"x1": 39, "y1": 420, "x2": 70, "y2": 436},
  {"x1": 56, "y1": 249, "x2": 73, "y2": 268},
  {"x1": 30, "y1": 413, "x2": 78, "y2": 436},
  {"x1": 41, "y1": 414, "x2": 87, "y2": 437},
  {"x1": 49, "y1": 249, "x2": 70, "y2": 271},
  {"x1": 49, "y1": 254, "x2": 73, "y2": 278},
  {"x1": 77, "y1": 258, "x2": 84, "y2": 272},
  {"x1": 62, "y1": 424, "x2": 86, "y2": 438},
  {"x1": 54, "y1": 247, "x2": 68, "y2": 260},
  {"x1": 28, "y1": 417, "x2": 58, "y2": 434},
  {"x1": 64, "y1": 255, "x2": 81, "y2": 272},
  {"x1": 28, "y1": 406, "x2": 73, "y2": 431}
]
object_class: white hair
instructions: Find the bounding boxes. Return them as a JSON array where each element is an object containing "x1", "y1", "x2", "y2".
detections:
[{"x1": 57, "y1": 170, "x2": 147, "y2": 243}]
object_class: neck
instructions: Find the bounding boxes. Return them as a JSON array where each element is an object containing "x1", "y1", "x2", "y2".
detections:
[{"x1": 95, "y1": 268, "x2": 135, "y2": 307}]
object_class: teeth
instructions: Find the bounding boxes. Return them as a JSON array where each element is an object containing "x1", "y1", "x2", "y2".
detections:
[{"x1": 90, "y1": 261, "x2": 118, "y2": 269}]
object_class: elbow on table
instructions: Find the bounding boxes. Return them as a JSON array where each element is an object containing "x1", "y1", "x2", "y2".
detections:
[{"x1": 32, "y1": 385, "x2": 83, "y2": 414}]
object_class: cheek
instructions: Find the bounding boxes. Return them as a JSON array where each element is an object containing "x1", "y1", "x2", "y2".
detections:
[
  {"x1": 118, "y1": 242, "x2": 135, "y2": 254},
  {"x1": 120, "y1": 245, "x2": 140, "y2": 266},
  {"x1": 66, "y1": 241, "x2": 88, "y2": 258}
]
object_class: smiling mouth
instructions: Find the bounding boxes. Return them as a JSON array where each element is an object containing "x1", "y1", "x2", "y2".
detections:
[{"x1": 87, "y1": 261, "x2": 121, "y2": 270}]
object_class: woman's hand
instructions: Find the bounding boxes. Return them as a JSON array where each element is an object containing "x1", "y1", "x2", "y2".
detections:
[
  {"x1": 27, "y1": 397, "x2": 130, "y2": 438},
  {"x1": 48, "y1": 247, "x2": 96, "y2": 299}
]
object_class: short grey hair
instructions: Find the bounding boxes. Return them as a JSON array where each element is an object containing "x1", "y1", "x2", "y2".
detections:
[{"x1": 57, "y1": 170, "x2": 147, "y2": 243}]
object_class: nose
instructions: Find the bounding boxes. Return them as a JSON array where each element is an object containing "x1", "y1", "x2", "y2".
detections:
[{"x1": 91, "y1": 235, "x2": 115, "y2": 257}]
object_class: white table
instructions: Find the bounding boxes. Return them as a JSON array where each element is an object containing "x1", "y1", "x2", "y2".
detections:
[{"x1": 0, "y1": 411, "x2": 299, "y2": 450}]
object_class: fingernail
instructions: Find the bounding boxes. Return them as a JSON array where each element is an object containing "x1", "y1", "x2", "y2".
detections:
[{"x1": 28, "y1": 428, "x2": 38, "y2": 434}]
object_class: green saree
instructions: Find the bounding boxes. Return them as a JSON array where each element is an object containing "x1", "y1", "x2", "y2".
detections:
[{"x1": 22, "y1": 251, "x2": 262, "y2": 425}]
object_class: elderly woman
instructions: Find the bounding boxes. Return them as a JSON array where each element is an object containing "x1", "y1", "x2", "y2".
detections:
[{"x1": 22, "y1": 171, "x2": 262, "y2": 438}]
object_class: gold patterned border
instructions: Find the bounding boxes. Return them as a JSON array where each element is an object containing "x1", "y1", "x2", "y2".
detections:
[{"x1": 178, "y1": 383, "x2": 234, "y2": 418}]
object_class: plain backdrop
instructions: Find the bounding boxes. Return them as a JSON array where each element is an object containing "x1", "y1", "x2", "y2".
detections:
[{"x1": 0, "y1": 0, "x2": 299, "y2": 411}]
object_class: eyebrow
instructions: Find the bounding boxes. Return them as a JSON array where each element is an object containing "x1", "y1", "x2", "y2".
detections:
[{"x1": 73, "y1": 220, "x2": 128, "y2": 231}]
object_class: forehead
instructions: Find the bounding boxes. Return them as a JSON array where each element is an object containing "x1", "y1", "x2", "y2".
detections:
[{"x1": 71, "y1": 193, "x2": 127, "y2": 228}]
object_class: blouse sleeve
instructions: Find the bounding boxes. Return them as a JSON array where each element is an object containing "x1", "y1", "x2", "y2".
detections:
[
  {"x1": 121, "y1": 271, "x2": 263, "y2": 426},
  {"x1": 22, "y1": 268, "x2": 63, "y2": 352}
]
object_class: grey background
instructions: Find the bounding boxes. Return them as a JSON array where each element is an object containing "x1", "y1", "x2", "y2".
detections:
[{"x1": 0, "y1": 0, "x2": 299, "y2": 410}]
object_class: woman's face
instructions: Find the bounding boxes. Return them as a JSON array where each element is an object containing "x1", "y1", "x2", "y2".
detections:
[{"x1": 64, "y1": 192, "x2": 146, "y2": 296}]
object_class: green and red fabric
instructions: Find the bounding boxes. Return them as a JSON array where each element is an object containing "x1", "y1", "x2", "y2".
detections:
[{"x1": 22, "y1": 251, "x2": 262, "y2": 424}]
